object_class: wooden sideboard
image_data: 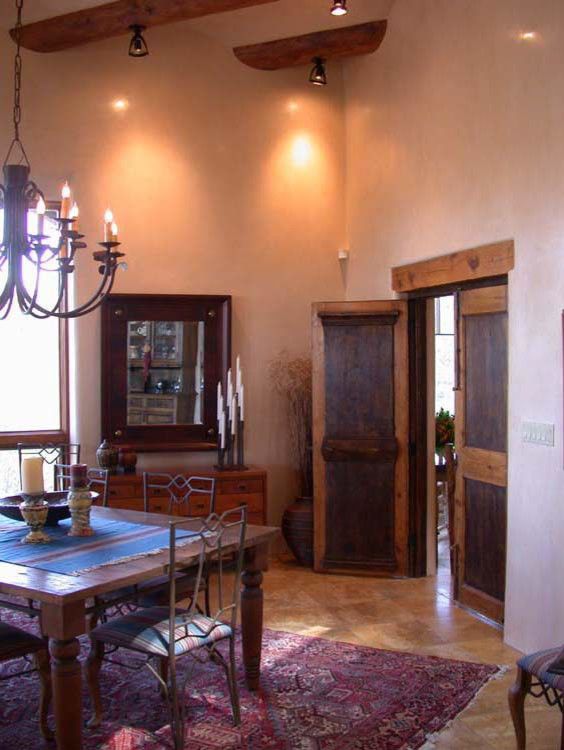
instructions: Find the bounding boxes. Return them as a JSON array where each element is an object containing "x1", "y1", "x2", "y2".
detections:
[{"x1": 103, "y1": 466, "x2": 268, "y2": 526}]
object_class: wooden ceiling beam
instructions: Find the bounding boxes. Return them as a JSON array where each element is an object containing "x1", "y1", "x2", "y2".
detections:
[
  {"x1": 233, "y1": 20, "x2": 387, "y2": 71},
  {"x1": 11, "y1": 0, "x2": 281, "y2": 54}
]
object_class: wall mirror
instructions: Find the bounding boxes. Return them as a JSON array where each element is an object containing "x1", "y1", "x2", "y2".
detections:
[{"x1": 102, "y1": 294, "x2": 231, "y2": 452}]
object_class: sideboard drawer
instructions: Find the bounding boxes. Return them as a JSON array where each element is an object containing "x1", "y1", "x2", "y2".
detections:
[
  {"x1": 218, "y1": 479, "x2": 263, "y2": 495},
  {"x1": 108, "y1": 484, "x2": 137, "y2": 500},
  {"x1": 216, "y1": 493, "x2": 263, "y2": 514},
  {"x1": 109, "y1": 497, "x2": 143, "y2": 512}
]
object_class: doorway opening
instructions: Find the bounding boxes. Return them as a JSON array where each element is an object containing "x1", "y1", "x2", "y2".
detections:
[{"x1": 432, "y1": 295, "x2": 456, "y2": 582}]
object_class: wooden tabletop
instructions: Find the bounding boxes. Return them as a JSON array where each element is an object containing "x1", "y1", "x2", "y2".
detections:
[{"x1": 0, "y1": 507, "x2": 279, "y2": 606}]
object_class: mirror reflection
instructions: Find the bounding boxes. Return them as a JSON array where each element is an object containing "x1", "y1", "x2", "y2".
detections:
[{"x1": 127, "y1": 321, "x2": 205, "y2": 426}]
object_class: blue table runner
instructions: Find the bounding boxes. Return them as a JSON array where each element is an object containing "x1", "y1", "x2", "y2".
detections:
[{"x1": 0, "y1": 517, "x2": 198, "y2": 576}]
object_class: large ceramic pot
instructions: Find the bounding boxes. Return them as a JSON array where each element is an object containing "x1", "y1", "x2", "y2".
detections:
[{"x1": 282, "y1": 496, "x2": 313, "y2": 567}]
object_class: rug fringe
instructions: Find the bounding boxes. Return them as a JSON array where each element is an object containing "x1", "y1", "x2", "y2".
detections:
[{"x1": 419, "y1": 664, "x2": 511, "y2": 749}]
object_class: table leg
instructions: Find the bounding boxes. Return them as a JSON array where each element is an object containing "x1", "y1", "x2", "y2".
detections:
[
  {"x1": 50, "y1": 637, "x2": 82, "y2": 749},
  {"x1": 241, "y1": 542, "x2": 269, "y2": 691}
]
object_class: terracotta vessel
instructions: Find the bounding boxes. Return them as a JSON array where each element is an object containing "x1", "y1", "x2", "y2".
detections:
[
  {"x1": 96, "y1": 439, "x2": 119, "y2": 474},
  {"x1": 118, "y1": 448, "x2": 138, "y2": 474},
  {"x1": 281, "y1": 496, "x2": 314, "y2": 567}
]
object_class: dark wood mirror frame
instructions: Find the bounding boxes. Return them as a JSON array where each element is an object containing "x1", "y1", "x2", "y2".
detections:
[{"x1": 101, "y1": 294, "x2": 231, "y2": 452}]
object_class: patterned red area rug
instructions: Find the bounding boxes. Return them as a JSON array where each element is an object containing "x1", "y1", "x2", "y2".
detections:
[{"x1": 0, "y1": 610, "x2": 501, "y2": 749}]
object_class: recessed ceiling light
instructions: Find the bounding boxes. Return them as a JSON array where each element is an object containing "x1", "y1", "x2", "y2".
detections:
[
  {"x1": 519, "y1": 31, "x2": 537, "y2": 41},
  {"x1": 112, "y1": 98, "x2": 129, "y2": 112}
]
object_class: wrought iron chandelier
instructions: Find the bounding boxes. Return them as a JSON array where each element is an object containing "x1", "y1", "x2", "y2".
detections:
[{"x1": 0, "y1": 0, "x2": 126, "y2": 320}]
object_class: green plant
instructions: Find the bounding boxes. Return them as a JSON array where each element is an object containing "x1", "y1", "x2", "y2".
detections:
[{"x1": 436, "y1": 408, "x2": 455, "y2": 453}]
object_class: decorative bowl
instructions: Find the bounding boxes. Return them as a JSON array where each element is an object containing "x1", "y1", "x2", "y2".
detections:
[{"x1": 0, "y1": 492, "x2": 71, "y2": 526}]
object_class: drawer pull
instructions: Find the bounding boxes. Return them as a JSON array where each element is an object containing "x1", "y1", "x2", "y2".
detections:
[{"x1": 237, "y1": 484, "x2": 247, "y2": 492}]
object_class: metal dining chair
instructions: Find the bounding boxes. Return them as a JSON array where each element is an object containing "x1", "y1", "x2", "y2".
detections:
[
  {"x1": 0, "y1": 620, "x2": 53, "y2": 741},
  {"x1": 18, "y1": 443, "x2": 81, "y2": 491},
  {"x1": 55, "y1": 463, "x2": 110, "y2": 507},
  {"x1": 136, "y1": 473, "x2": 217, "y2": 609},
  {"x1": 86, "y1": 507, "x2": 247, "y2": 748}
]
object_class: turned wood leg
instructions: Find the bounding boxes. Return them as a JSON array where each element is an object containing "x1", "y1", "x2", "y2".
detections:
[
  {"x1": 241, "y1": 543, "x2": 268, "y2": 691},
  {"x1": 50, "y1": 638, "x2": 82, "y2": 750},
  {"x1": 34, "y1": 649, "x2": 54, "y2": 742},
  {"x1": 561, "y1": 712, "x2": 564, "y2": 750},
  {"x1": 508, "y1": 667, "x2": 531, "y2": 750},
  {"x1": 86, "y1": 639, "x2": 105, "y2": 728}
]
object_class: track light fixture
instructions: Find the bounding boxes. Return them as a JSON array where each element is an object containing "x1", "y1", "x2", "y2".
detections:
[
  {"x1": 128, "y1": 25, "x2": 149, "y2": 58},
  {"x1": 309, "y1": 57, "x2": 328, "y2": 86},
  {"x1": 331, "y1": 0, "x2": 348, "y2": 16}
]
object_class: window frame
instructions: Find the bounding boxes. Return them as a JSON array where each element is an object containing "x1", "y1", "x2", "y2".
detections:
[{"x1": 0, "y1": 199, "x2": 69, "y2": 449}]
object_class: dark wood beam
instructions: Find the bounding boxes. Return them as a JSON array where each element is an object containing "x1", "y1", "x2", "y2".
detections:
[
  {"x1": 233, "y1": 20, "x2": 387, "y2": 71},
  {"x1": 12, "y1": 0, "x2": 281, "y2": 54}
]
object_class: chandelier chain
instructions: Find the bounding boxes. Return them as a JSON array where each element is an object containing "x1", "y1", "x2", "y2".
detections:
[{"x1": 13, "y1": 0, "x2": 24, "y2": 142}]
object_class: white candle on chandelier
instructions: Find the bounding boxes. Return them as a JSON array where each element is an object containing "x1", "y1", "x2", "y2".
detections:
[
  {"x1": 239, "y1": 384, "x2": 245, "y2": 422},
  {"x1": 60, "y1": 182, "x2": 72, "y2": 219},
  {"x1": 36, "y1": 196, "x2": 46, "y2": 236},
  {"x1": 104, "y1": 208, "x2": 114, "y2": 242},
  {"x1": 69, "y1": 202, "x2": 79, "y2": 232},
  {"x1": 110, "y1": 222, "x2": 119, "y2": 243}
]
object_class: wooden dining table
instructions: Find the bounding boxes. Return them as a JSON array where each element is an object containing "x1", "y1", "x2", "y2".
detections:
[{"x1": 0, "y1": 506, "x2": 279, "y2": 750}]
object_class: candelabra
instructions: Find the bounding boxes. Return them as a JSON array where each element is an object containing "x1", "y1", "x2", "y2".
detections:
[{"x1": 216, "y1": 394, "x2": 247, "y2": 471}]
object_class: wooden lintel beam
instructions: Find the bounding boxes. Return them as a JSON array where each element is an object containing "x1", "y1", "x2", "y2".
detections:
[
  {"x1": 11, "y1": 0, "x2": 281, "y2": 54},
  {"x1": 391, "y1": 240, "x2": 515, "y2": 294},
  {"x1": 233, "y1": 20, "x2": 387, "y2": 71}
]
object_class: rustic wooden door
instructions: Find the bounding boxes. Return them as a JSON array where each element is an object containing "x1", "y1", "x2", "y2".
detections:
[
  {"x1": 454, "y1": 285, "x2": 508, "y2": 623},
  {"x1": 312, "y1": 301, "x2": 409, "y2": 575}
]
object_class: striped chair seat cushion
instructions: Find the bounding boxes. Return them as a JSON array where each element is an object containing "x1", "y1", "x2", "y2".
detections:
[
  {"x1": 0, "y1": 622, "x2": 45, "y2": 661},
  {"x1": 91, "y1": 607, "x2": 232, "y2": 658},
  {"x1": 518, "y1": 648, "x2": 564, "y2": 692}
]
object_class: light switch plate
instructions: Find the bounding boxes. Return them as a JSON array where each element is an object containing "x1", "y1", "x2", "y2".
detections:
[{"x1": 522, "y1": 421, "x2": 555, "y2": 447}]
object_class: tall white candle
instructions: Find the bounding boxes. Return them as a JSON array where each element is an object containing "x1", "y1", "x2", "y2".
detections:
[
  {"x1": 21, "y1": 457, "x2": 44, "y2": 494},
  {"x1": 227, "y1": 369, "x2": 233, "y2": 405},
  {"x1": 236, "y1": 366, "x2": 243, "y2": 395},
  {"x1": 235, "y1": 356, "x2": 241, "y2": 391},
  {"x1": 231, "y1": 397, "x2": 237, "y2": 435},
  {"x1": 220, "y1": 411, "x2": 226, "y2": 449},
  {"x1": 217, "y1": 381, "x2": 222, "y2": 416},
  {"x1": 239, "y1": 384, "x2": 245, "y2": 422}
]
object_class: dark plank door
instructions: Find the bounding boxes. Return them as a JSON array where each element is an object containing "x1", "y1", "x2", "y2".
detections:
[
  {"x1": 454, "y1": 286, "x2": 508, "y2": 623},
  {"x1": 312, "y1": 301, "x2": 409, "y2": 575}
]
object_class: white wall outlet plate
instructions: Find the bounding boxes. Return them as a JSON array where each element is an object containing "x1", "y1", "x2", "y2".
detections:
[{"x1": 521, "y1": 421, "x2": 555, "y2": 447}]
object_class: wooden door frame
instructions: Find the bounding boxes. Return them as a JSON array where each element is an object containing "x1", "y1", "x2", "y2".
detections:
[{"x1": 392, "y1": 240, "x2": 514, "y2": 577}]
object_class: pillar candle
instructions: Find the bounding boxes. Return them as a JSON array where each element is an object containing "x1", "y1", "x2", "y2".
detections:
[
  {"x1": 60, "y1": 182, "x2": 71, "y2": 219},
  {"x1": 21, "y1": 457, "x2": 44, "y2": 495}
]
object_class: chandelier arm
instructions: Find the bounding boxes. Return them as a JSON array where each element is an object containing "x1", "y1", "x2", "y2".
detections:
[
  {"x1": 0, "y1": 290, "x2": 15, "y2": 321},
  {"x1": 17, "y1": 256, "x2": 68, "y2": 318},
  {"x1": 23, "y1": 259, "x2": 119, "y2": 319}
]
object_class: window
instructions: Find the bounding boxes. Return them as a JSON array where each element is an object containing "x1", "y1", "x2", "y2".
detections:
[
  {"x1": 0, "y1": 202, "x2": 68, "y2": 452},
  {"x1": 435, "y1": 295, "x2": 455, "y2": 416}
]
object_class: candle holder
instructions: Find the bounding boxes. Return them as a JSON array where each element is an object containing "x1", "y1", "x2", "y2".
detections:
[
  {"x1": 215, "y1": 402, "x2": 247, "y2": 471},
  {"x1": 19, "y1": 494, "x2": 51, "y2": 544},
  {"x1": 67, "y1": 464, "x2": 97, "y2": 537}
]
